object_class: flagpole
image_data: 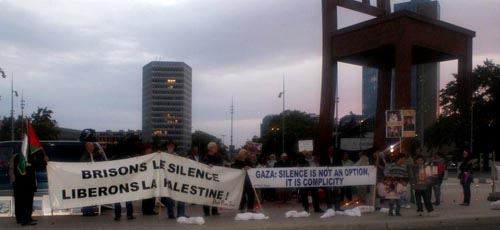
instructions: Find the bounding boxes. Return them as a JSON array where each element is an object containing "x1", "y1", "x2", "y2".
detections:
[
  {"x1": 11, "y1": 72, "x2": 15, "y2": 141},
  {"x1": 282, "y1": 75, "x2": 285, "y2": 154}
]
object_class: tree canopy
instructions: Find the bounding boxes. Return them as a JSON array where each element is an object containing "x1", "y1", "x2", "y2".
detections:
[{"x1": 426, "y1": 60, "x2": 500, "y2": 158}]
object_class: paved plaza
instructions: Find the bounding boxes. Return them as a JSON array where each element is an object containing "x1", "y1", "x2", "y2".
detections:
[{"x1": 2, "y1": 176, "x2": 500, "y2": 230}]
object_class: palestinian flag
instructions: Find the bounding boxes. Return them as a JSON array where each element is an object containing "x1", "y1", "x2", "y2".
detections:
[
  {"x1": 26, "y1": 120, "x2": 43, "y2": 154},
  {"x1": 17, "y1": 134, "x2": 28, "y2": 175}
]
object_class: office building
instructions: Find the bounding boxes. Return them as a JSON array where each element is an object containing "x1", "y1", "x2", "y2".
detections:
[{"x1": 142, "y1": 61, "x2": 192, "y2": 153}]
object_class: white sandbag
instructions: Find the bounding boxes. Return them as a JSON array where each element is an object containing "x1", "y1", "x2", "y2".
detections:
[
  {"x1": 285, "y1": 210, "x2": 310, "y2": 218},
  {"x1": 320, "y1": 208, "x2": 336, "y2": 219},
  {"x1": 235, "y1": 212, "x2": 270, "y2": 221},
  {"x1": 176, "y1": 216, "x2": 205, "y2": 225}
]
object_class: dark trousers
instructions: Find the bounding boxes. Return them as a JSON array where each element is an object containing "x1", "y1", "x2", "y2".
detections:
[
  {"x1": 203, "y1": 206, "x2": 219, "y2": 216},
  {"x1": 299, "y1": 187, "x2": 320, "y2": 212},
  {"x1": 239, "y1": 178, "x2": 255, "y2": 212},
  {"x1": 388, "y1": 199, "x2": 401, "y2": 215},
  {"x1": 13, "y1": 182, "x2": 34, "y2": 224},
  {"x1": 462, "y1": 183, "x2": 471, "y2": 204},
  {"x1": 340, "y1": 186, "x2": 353, "y2": 202},
  {"x1": 414, "y1": 189, "x2": 433, "y2": 213},
  {"x1": 161, "y1": 197, "x2": 185, "y2": 218},
  {"x1": 142, "y1": 198, "x2": 156, "y2": 214},
  {"x1": 114, "y1": 202, "x2": 133, "y2": 217},
  {"x1": 325, "y1": 187, "x2": 341, "y2": 210},
  {"x1": 432, "y1": 182, "x2": 442, "y2": 204}
]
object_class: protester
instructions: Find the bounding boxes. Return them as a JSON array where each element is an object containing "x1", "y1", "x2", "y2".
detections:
[
  {"x1": 140, "y1": 144, "x2": 158, "y2": 215},
  {"x1": 161, "y1": 140, "x2": 187, "y2": 219},
  {"x1": 275, "y1": 153, "x2": 292, "y2": 203},
  {"x1": 201, "y1": 142, "x2": 223, "y2": 216},
  {"x1": 232, "y1": 149, "x2": 255, "y2": 213},
  {"x1": 458, "y1": 150, "x2": 474, "y2": 206},
  {"x1": 320, "y1": 146, "x2": 342, "y2": 211},
  {"x1": 188, "y1": 146, "x2": 201, "y2": 162},
  {"x1": 374, "y1": 150, "x2": 386, "y2": 210},
  {"x1": 9, "y1": 146, "x2": 48, "y2": 226},
  {"x1": 431, "y1": 152, "x2": 446, "y2": 206},
  {"x1": 340, "y1": 152, "x2": 354, "y2": 203},
  {"x1": 408, "y1": 155, "x2": 437, "y2": 216},
  {"x1": 297, "y1": 151, "x2": 323, "y2": 213},
  {"x1": 260, "y1": 154, "x2": 277, "y2": 202},
  {"x1": 266, "y1": 154, "x2": 277, "y2": 168},
  {"x1": 355, "y1": 151, "x2": 370, "y2": 202},
  {"x1": 111, "y1": 145, "x2": 138, "y2": 221},
  {"x1": 80, "y1": 142, "x2": 105, "y2": 216},
  {"x1": 384, "y1": 154, "x2": 408, "y2": 216}
]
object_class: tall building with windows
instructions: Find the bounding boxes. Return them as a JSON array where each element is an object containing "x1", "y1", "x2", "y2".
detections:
[
  {"x1": 362, "y1": 0, "x2": 440, "y2": 136},
  {"x1": 142, "y1": 61, "x2": 192, "y2": 153}
]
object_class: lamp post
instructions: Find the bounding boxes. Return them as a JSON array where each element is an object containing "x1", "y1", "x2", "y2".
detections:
[
  {"x1": 271, "y1": 127, "x2": 280, "y2": 154},
  {"x1": 359, "y1": 119, "x2": 364, "y2": 151},
  {"x1": 278, "y1": 76, "x2": 285, "y2": 154},
  {"x1": 0, "y1": 68, "x2": 6, "y2": 104},
  {"x1": 11, "y1": 72, "x2": 19, "y2": 141},
  {"x1": 21, "y1": 91, "x2": 25, "y2": 132}
]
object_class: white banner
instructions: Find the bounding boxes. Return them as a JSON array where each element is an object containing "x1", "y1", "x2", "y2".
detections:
[
  {"x1": 47, "y1": 152, "x2": 245, "y2": 210},
  {"x1": 248, "y1": 166, "x2": 377, "y2": 188}
]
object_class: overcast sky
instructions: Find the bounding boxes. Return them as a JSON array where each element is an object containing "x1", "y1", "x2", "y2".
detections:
[{"x1": 1, "y1": 0, "x2": 499, "y2": 148}]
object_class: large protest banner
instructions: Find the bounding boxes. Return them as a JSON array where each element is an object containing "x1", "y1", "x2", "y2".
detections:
[
  {"x1": 248, "y1": 166, "x2": 376, "y2": 188},
  {"x1": 47, "y1": 152, "x2": 245, "y2": 210}
]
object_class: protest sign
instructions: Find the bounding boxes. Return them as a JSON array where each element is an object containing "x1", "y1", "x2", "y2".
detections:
[
  {"x1": 298, "y1": 140, "x2": 313, "y2": 152},
  {"x1": 47, "y1": 152, "x2": 245, "y2": 210},
  {"x1": 248, "y1": 166, "x2": 376, "y2": 188}
]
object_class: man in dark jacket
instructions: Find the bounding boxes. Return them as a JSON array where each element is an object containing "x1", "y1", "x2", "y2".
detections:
[
  {"x1": 232, "y1": 149, "x2": 255, "y2": 213},
  {"x1": 297, "y1": 151, "x2": 323, "y2": 213},
  {"x1": 80, "y1": 142, "x2": 105, "y2": 216},
  {"x1": 201, "y1": 142, "x2": 223, "y2": 216},
  {"x1": 320, "y1": 146, "x2": 342, "y2": 211},
  {"x1": 10, "y1": 150, "x2": 47, "y2": 226}
]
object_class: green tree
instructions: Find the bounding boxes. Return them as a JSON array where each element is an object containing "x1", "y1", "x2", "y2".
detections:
[
  {"x1": 191, "y1": 130, "x2": 227, "y2": 157},
  {"x1": 260, "y1": 110, "x2": 317, "y2": 159},
  {"x1": 426, "y1": 60, "x2": 500, "y2": 159},
  {"x1": 30, "y1": 107, "x2": 60, "y2": 140}
]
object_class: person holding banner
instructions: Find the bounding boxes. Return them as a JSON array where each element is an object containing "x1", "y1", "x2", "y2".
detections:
[
  {"x1": 297, "y1": 151, "x2": 324, "y2": 213},
  {"x1": 340, "y1": 152, "x2": 354, "y2": 203},
  {"x1": 202, "y1": 142, "x2": 223, "y2": 216},
  {"x1": 161, "y1": 140, "x2": 187, "y2": 219},
  {"x1": 232, "y1": 149, "x2": 255, "y2": 213},
  {"x1": 320, "y1": 146, "x2": 342, "y2": 211},
  {"x1": 140, "y1": 144, "x2": 158, "y2": 216},
  {"x1": 80, "y1": 142, "x2": 105, "y2": 216},
  {"x1": 275, "y1": 153, "x2": 293, "y2": 203}
]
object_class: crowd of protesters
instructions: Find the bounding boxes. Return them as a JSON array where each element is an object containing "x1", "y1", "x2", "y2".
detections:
[{"x1": 65, "y1": 137, "x2": 477, "y2": 221}]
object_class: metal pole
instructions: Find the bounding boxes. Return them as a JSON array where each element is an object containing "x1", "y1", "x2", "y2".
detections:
[
  {"x1": 359, "y1": 120, "x2": 363, "y2": 151},
  {"x1": 471, "y1": 103, "x2": 473, "y2": 154},
  {"x1": 335, "y1": 92, "x2": 339, "y2": 148},
  {"x1": 230, "y1": 98, "x2": 234, "y2": 153},
  {"x1": 282, "y1": 76, "x2": 285, "y2": 154},
  {"x1": 21, "y1": 91, "x2": 25, "y2": 132},
  {"x1": 11, "y1": 73, "x2": 15, "y2": 141}
]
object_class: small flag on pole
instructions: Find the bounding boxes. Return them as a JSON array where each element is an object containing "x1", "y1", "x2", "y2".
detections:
[{"x1": 26, "y1": 120, "x2": 43, "y2": 154}]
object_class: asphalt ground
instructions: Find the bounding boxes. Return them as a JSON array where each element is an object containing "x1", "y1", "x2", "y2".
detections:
[{"x1": 1, "y1": 176, "x2": 500, "y2": 230}]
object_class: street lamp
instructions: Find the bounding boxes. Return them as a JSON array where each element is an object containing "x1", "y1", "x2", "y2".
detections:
[
  {"x1": 359, "y1": 119, "x2": 364, "y2": 150},
  {"x1": 9, "y1": 71, "x2": 19, "y2": 141},
  {"x1": 271, "y1": 127, "x2": 280, "y2": 155},
  {"x1": 278, "y1": 76, "x2": 285, "y2": 154},
  {"x1": 0, "y1": 68, "x2": 5, "y2": 103}
]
